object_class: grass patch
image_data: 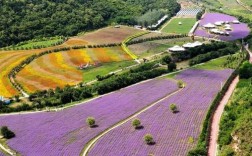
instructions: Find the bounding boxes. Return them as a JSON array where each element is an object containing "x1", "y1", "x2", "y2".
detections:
[
  {"x1": 82, "y1": 60, "x2": 137, "y2": 82},
  {"x1": 193, "y1": 52, "x2": 245, "y2": 70},
  {"x1": 193, "y1": 56, "x2": 228, "y2": 70},
  {"x1": 162, "y1": 18, "x2": 196, "y2": 34},
  {"x1": 2, "y1": 37, "x2": 64, "y2": 50}
]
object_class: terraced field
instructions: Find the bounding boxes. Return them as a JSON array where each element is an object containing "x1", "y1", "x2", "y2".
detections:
[
  {"x1": 0, "y1": 26, "x2": 143, "y2": 97},
  {"x1": 0, "y1": 47, "x2": 61, "y2": 97},
  {"x1": 16, "y1": 47, "x2": 132, "y2": 93},
  {"x1": 65, "y1": 26, "x2": 145, "y2": 46}
]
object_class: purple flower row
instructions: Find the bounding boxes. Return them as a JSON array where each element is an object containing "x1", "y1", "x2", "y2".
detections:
[
  {"x1": 0, "y1": 78, "x2": 178, "y2": 156},
  {"x1": 89, "y1": 69, "x2": 234, "y2": 156}
]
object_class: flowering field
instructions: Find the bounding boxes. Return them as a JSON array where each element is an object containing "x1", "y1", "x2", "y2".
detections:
[
  {"x1": 0, "y1": 79, "x2": 178, "y2": 155},
  {"x1": 64, "y1": 26, "x2": 145, "y2": 46},
  {"x1": 89, "y1": 69, "x2": 234, "y2": 156},
  {"x1": 16, "y1": 46, "x2": 132, "y2": 93},
  {"x1": 194, "y1": 13, "x2": 250, "y2": 41},
  {"x1": 0, "y1": 49, "x2": 54, "y2": 97}
]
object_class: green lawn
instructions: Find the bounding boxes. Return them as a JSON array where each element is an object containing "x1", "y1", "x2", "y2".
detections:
[
  {"x1": 82, "y1": 60, "x2": 137, "y2": 82},
  {"x1": 2, "y1": 37, "x2": 64, "y2": 50},
  {"x1": 161, "y1": 18, "x2": 196, "y2": 34},
  {"x1": 15, "y1": 39, "x2": 63, "y2": 49}
]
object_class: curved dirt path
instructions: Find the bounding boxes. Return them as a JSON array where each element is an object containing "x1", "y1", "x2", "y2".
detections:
[
  {"x1": 208, "y1": 76, "x2": 239, "y2": 156},
  {"x1": 81, "y1": 87, "x2": 184, "y2": 156}
]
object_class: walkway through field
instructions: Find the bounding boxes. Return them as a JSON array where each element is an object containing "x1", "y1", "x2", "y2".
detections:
[
  {"x1": 208, "y1": 76, "x2": 239, "y2": 156},
  {"x1": 82, "y1": 86, "x2": 184, "y2": 156}
]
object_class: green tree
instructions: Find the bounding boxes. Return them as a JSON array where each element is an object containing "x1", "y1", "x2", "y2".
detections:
[
  {"x1": 86, "y1": 117, "x2": 96, "y2": 128},
  {"x1": 144, "y1": 134, "x2": 154, "y2": 145},
  {"x1": 1, "y1": 126, "x2": 15, "y2": 139},
  {"x1": 162, "y1": 55, "x2": 172, "y2": 64},
  {"x1": 168, "y1": 62, "x2": 177, "y2": 72},
  {"x1": 169, "y1": 103, "x2": 178, "y2": 113},
  {"x1": 132, "y1": 118, "x2": 141, "y2": 129}
]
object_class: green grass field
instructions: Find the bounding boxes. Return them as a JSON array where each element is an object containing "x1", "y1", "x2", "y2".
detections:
[
  {"x1": 128, "y1": 37, "x2": 204, "y2": 59},
  {"x1": 2, "y1": 37, "x2": 64, "y2": 50},
  {"x1": 161, "y1": 18, "x2": 196, "y2": 34},
  {"x1": 15, "y1": 39, "x2": 63, "y2": 48},
  {"x1": 82, "y1": 60, "x2": 137, "y2": 82},
  {"x1": 241, "y1": 0, "x2": 252, "y2": 7}
]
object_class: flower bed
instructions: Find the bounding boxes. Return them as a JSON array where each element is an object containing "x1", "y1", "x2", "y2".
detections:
[
  {"x1": 89, "y1": 69, "x2": 234, "y2": 156},
  {"x1": 194, "y1": 13, "x2": 250, "y2": 41},
  {"x1": 0, "y1": 78, "x2": 178, "y2": 155}
]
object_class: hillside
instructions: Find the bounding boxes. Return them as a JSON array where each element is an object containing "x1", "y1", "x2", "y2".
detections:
[{"x1": 0, "y1": 0, "x2": 179, "y2": 47}]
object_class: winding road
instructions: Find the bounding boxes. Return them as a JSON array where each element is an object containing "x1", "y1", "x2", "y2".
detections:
[
  {"x1": 208, "y1": 45, "x2": 252, "y2": 156},
  {"x1": 208, "y1": 76, "x2": 239, "y2": 156}
]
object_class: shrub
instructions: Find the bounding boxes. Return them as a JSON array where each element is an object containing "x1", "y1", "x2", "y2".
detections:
[
  {"x1": 1, "y1": 126, "x2": 15, "y2": 139},
  {"x1": 169, "y1": 103, "x2": 177, "y2": 113},
  {"x1": 144, "y1": 134, "x2": 154, "y2": 145},
  {"x1": 86, "y1": 117, "x2": 96, "y2": 128},
  {"x1": 162, "y1": 55, "x2": 172, "y2": 65},
  {"x1": 168, "y1": 62, "x2": 177, "y2": 72},
  {"x1": 177, "y1": 80, "x2": 184, "y2": 88},
  {"x1": 132, "y1": 118, "x2": 141, "y2": 129},
  {"x1": 239, "y1": 61, "x2": 252, "y2": 79}
]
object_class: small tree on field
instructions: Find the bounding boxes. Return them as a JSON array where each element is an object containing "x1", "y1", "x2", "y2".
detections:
[
  {"x1": 1, "y1": 126, "x2": 15, "y2": 139},
  {"x1": 144, "y1": 134, "x2": 154, "y2": 145},
  {"x1": 169, "y1": 103, "x2": 178, "y2": 113},
  {"x1": 177, "y1": 80, "x2": 184, "y2": 88},
  {"x1": 86, "y1": 117, "x2": 96, "y2": 128},
  {"x1": 132, "y1": 118, "x2": 141, "y2": 129}
]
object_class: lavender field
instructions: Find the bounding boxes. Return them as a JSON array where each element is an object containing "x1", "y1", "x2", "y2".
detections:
[
  {"x1": 89, "y1": 69, "x2": 234, "y2": 156},
  {"x1": 0, "y1": 79, "x2": 178, "y2": 156},
  {"x1": 194, "y1": 13, "x2": 250, "y2": 41}
]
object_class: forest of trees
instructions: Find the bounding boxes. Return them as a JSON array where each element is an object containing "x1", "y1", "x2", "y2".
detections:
[{"x1": 0, "y1": 0, "x2": 179, "y2": 47}]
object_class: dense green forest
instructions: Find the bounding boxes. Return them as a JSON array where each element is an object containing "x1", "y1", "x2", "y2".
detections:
[{"x1": 0, "y1": 0, "x2": 179, "y2": 47}]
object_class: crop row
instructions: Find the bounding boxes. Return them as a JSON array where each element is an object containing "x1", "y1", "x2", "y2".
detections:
[
  {"x1": 89, "y1": 69, "x2": 234, "y2": 156},
  {"x1": 0, "y1": 78, "x2": 178, "y2": 155}
]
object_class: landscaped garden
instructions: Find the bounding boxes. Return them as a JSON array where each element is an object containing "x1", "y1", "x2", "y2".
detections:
[{"x1": 194, "y1": 13, "x2": 250, "y2": 41}]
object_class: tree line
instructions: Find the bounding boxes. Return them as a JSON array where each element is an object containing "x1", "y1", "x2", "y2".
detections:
[
  {"x1": 0, "y1": 0, "x2": 179, "y2": 47},
  {"x1": 171, "y1": 41, "x2": 237, "y2": 62}
]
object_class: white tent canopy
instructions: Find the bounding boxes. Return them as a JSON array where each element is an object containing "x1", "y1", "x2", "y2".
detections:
[
  {"x1": 232, "y1": 20, "x2": 240, "y2": 24},
  {"x1": 215, "y1": 21, "x2": 224, "y2": 26},
  {"x1": 168, "y1": 45, "x2": 185, "y2": 52},
  {"x1": 183, "y1": 41, "x2": 203, "y2": 48},
  {"x1": 203, "y1": 23, "x2": 216, "y2": 28}
]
